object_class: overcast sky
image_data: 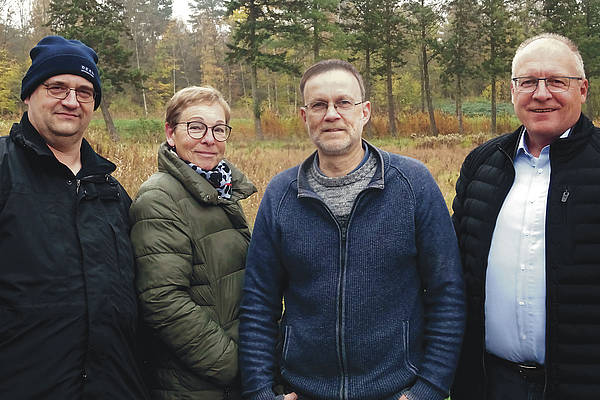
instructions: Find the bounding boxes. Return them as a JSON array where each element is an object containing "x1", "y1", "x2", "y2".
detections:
[{"x1": 172, "y1": 0, "x2": 191, "y2": 22}]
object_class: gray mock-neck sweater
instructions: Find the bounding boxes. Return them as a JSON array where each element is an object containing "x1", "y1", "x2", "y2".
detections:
[{"x1": 307, "y1": 151, "x2": 377, "y2": 231}]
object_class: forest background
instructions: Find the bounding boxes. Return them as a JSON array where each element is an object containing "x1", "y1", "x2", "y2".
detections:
[{"x1": 0, "y1": 0, "x2": 599, "y2": 222}]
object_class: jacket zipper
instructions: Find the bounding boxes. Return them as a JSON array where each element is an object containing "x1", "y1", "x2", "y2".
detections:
[{"x1": 310, "y1": 187, "x2": 371, "y2": 400}]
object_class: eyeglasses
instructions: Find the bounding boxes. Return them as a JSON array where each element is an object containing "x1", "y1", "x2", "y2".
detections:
[
  {"x1": 303, "y1": 99, "x2": 364, "y2": 116},
  {"x1": 176, "y1": 121, "x2": 232, "y2": 142},
  {"x1": 512, "y1": 76, "x2": 583, "y2": 93},
  {"x1": 43, "y1": 83, "x2": 95, "y2": 103}
]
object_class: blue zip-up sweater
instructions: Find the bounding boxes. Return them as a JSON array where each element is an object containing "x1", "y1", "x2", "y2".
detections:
[{"x1": 239, "y1": 142, "x2": 465, "y2": 400}]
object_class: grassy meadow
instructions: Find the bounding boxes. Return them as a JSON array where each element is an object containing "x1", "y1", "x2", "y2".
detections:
[{"x1": 83, "y1": 112, "x2": 499, "y2": 226}]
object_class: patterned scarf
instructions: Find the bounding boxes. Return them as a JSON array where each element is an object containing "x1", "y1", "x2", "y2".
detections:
[{"x1": 171, "y1": 147, "x2": 232, "y2": 199}]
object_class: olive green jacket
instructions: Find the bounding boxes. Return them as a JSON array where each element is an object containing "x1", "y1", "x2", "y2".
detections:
[{"x1": 130, "y1": 143, "x2": 256, "y2": 400}]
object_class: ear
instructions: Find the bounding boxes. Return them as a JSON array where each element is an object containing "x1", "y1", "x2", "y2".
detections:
[
  {"x1": 165, "y1": 122, "x2": 176, "y2": 147},
  {"x1": 24, "y1": 96, "x2": 30, "y2": 106},
  {"x1": 510, "y1": 81, "x2": 516, "y2": 105},
  {"x1": 300, "y1": 107, "x2": 307, "y2": 124},
  {"x1": 580, "y1": 78, "x2": 589, "y2": 103},
  {"x1": 361, "y1": 101, "x2": 371, "y2": 126}
]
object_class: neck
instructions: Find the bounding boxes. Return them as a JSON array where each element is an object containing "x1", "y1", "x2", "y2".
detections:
[
  {"x1": 47, "y1": 141, "x2": 82, "y2": 175},
  {"x1": 525, "y1": 131, "x2": 561, "y2": 158},
  {"x1": 317, "y1": 145, "x2": 365, "y2": 177}
]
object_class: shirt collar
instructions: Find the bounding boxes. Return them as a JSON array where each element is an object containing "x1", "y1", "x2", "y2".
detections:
[{"x1": 518, "y1": 128, "x2": 571, "y2": 158}]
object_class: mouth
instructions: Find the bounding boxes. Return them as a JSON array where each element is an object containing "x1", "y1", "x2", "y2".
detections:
[
  {"x1": 530, "y1": 108, "x2": 557, "y2": 113},
  {"x1": 194, "y1": 151, "x2": 217, "y2": 157},
  {"x1": 322, "y1": 127, "x2": 345, "y2": 133},
  {"x1": 55, "y1": 112, "x2": 79, "y2": 118}
]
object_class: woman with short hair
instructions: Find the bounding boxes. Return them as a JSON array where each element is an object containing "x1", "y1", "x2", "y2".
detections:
[{"x1": 130, "y1": 86, "x2": 256, "y2": 399}]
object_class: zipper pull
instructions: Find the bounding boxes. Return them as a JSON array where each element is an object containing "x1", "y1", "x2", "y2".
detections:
[
  {"x1": 76, "y1": 179, "x2": 81, "y2": 194},
  {"x1": 561, "y1": 188, "x2": 569, "y2": 203}
]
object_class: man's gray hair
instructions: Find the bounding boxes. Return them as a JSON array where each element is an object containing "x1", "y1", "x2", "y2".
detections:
[{"x1": 512, "y1": 33, "x2": 585, "y2": 78}]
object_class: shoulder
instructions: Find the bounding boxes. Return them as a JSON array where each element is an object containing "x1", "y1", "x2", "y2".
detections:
[
  {"x1": 265, "y1": 165, "x2": 299, "y2": 195},
  {"x1": 382, "y1": 150, "x2": 435, "y2": 192},
  {"x1": 131, "y1": 172, "x2": 183, "y2": 216}
]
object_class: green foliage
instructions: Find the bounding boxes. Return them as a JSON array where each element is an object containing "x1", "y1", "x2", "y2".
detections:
[
  {"x1": 0, "y1": 49, "x2": 25, "y2": 115},
  {"x1": 47, "y1": 0, "x2": 135, "y2": 94},
  {"x1": 437, "y1": 99, "x2": 514, "y2": 116},
  {"x1": 225, "y1": 0, "x2": 300, "y2": 75},
  {"x1": 89, "y1": 117, "x2": 163, "y2": 141}
]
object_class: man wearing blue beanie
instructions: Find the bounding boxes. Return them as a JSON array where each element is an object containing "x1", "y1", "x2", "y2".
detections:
[{"x1": 0, "y1": 36, "x2": 149, "y2": 399}]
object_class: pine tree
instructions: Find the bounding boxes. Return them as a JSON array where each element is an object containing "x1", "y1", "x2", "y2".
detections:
[{"x1": 47, "y1": 0, "x2": 135, "y2": 141}]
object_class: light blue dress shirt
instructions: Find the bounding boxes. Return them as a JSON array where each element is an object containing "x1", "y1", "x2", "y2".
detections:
[{"x1": 485, "y1": 129, "x2": 569, "y2": 364}]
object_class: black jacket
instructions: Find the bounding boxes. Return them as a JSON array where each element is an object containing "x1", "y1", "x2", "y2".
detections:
[
  {"x1": 0, "y1": 113, "x2": 148, "y2": 399},
  {"x1": 451, "y1": 114, "x2": 600, "y2": 400}
]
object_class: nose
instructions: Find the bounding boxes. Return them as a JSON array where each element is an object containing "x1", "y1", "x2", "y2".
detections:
[
  {"x1": 200, "y1": 128, "x2": 216, "y2": 144},
  {"x1": 324, "y1": 102, "x2": 341, "y2": 120},
  {"x1": 532, "y1": 79, "x2": 552, "y2": 100},
  {"x1": 62, "y1": 89, "x2": 79, "y2": 107}
]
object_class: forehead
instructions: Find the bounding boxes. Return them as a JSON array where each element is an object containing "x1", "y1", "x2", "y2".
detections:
[
  {"x1": 45, "y1": 74, "x2": 93, "y2": 88},
  {"x1": 179, "y1": 102, "x2": 226, "y2": 121},
  {"x1": 513, "y1": 39, "x2": 579, "y2": 76},
  {"x1": 303, "y1": 69, "x2": 361, "y2": 100}
]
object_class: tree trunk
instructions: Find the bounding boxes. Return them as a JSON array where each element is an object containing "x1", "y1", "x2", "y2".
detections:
[
  {"x1": 100, "y1": 101, "x2": 119, "y2": 142},
  {"x1": 386, "y1": 57, "x2": 396, "y2": 136},
  {"x1": 587, "y1": 78, "x2": 595, "y2": 120},
  {"x1": 422, "y1": 41, "x2": 438, "y2": 135},
  {"x1": 133, "y1": 36, "x2": 148, "y2": 118},
  {"x1": 457, "y1": 74, "x2": 463, "y2": 134},
  {"x1": 419, "y1": 52, "x2": 425, "y2": 113},
  {"x1": 240, "y1": 62, "x2": 247, "y2": 97},
  {"x1": 251, "y1": 64, "x2": 263, "y2": 139},
  {"x1": 491, "y1": 76, "x2": 497, "y2": 135},
  {"x1": 313, "y1": 16, "x2": 320, "y2": 61},
  {"x1": 364, "y1": 46, "x2": 372, "y2": 137}
]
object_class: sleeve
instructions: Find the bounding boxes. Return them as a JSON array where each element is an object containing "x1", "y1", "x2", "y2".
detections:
[
  {"x1": 406, "y1": 163, "x2": 466, "y2": 400},
  {"x1": 238, "y1": 186, "x2": 286, "y2": 400},
  {"x1": 451, "y1": 150, "x2": 476, "y2": 233},
  {"x1": 129, "y1": 187, "x2": 238, "y2": 386}
]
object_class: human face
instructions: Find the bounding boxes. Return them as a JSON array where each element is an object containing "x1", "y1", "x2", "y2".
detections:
[
  {"x1": 300, "y1": 69, "x2": 370, "y2": 157},
  {"x1": 166, "y1": 102, "x2": 227, "y2": 170},
  {"x1": 511, "y1": 39, "x2": 588, "y2": 143},
  {"x1": 24, "y1": 74, "x2": 95, "y2": 144}
]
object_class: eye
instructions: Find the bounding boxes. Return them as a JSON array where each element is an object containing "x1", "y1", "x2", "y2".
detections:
[
  {"x1": 547, "y1": 77, "x2": 568, "y2": 87},
  {"x1": 47, "y1": 85, "x2": 68, "y2": 94},
  {"x1": 519, "y1": 78, "x2": 538, "y2": 87},
  {"x1": 188, "y1": 122, "x2": 206, "y2": 132},
  {"x1": 213, "y1": 125, "x2": 227, "y2": 134},
  {"x1": 336, "y1": 99, "x2": 354, "y2": 109},
  {"x1": 309, "y1": 101, "x2": 328, "y2": 111},
  {"x1": 76, "y1": 89, "x2": 94, "y2": 99}
]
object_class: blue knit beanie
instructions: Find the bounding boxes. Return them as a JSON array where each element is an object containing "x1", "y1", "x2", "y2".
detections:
[{"x1": 21, "y1": 36, "x2": 102, "y2": 110}]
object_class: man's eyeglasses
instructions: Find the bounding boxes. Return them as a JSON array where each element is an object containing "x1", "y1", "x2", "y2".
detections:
[
  {"x1": 43, "y1": 83, "x2": 95, "y2": 103},
  {"x1": 303, "y1": 99, "x2": 364, "y2": 116},
  {"x1": 512, "y1": 76, "x2": 583, "y2": 93},
  {"x1": 176, "y1": 121, "x2": 232, "y2": 142}
]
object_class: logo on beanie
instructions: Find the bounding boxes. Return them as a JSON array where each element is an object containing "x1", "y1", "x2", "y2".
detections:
[{"x1": 81, "y1": 65, "x2": 95, "y2": 78}]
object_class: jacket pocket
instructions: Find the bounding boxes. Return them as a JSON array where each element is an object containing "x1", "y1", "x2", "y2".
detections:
[
  {"x1": 402, "y1": 320, "x2": 419, "y2": 374},
  {"x1": 282, "y1": 325, "x2": 291, "y2": 361}
]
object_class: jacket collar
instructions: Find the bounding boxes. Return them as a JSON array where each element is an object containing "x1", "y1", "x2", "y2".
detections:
[
  {"x1": 502, "y1": 113, "x2": 593, "y2": 162},
  {"x1": 10, "y1": 112, "x2": 116, "y2": 177},
  {"x1": 157, "y1": 142, "x2": 256, "y2": 205},
  {"x1": 297, "y1": 140, "x2": 386, "y2": 198}
]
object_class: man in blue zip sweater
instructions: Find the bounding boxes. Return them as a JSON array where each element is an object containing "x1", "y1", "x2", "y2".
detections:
[{"x1": 239, "y1": 59, "x2": 465, "y2": 400}]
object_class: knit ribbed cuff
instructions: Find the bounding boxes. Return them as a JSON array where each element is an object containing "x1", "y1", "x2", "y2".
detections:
[
  {"x1": 404, "y1": 378, "x2": 447, "y2": 400},
  {"x1": 248, "y1": 386, "x2": 277, "y2": 400}
]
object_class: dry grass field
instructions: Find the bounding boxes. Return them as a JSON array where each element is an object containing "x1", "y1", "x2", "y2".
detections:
[{"x1": 85, "y1": 124, "x2": 491, "y2": 227}]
